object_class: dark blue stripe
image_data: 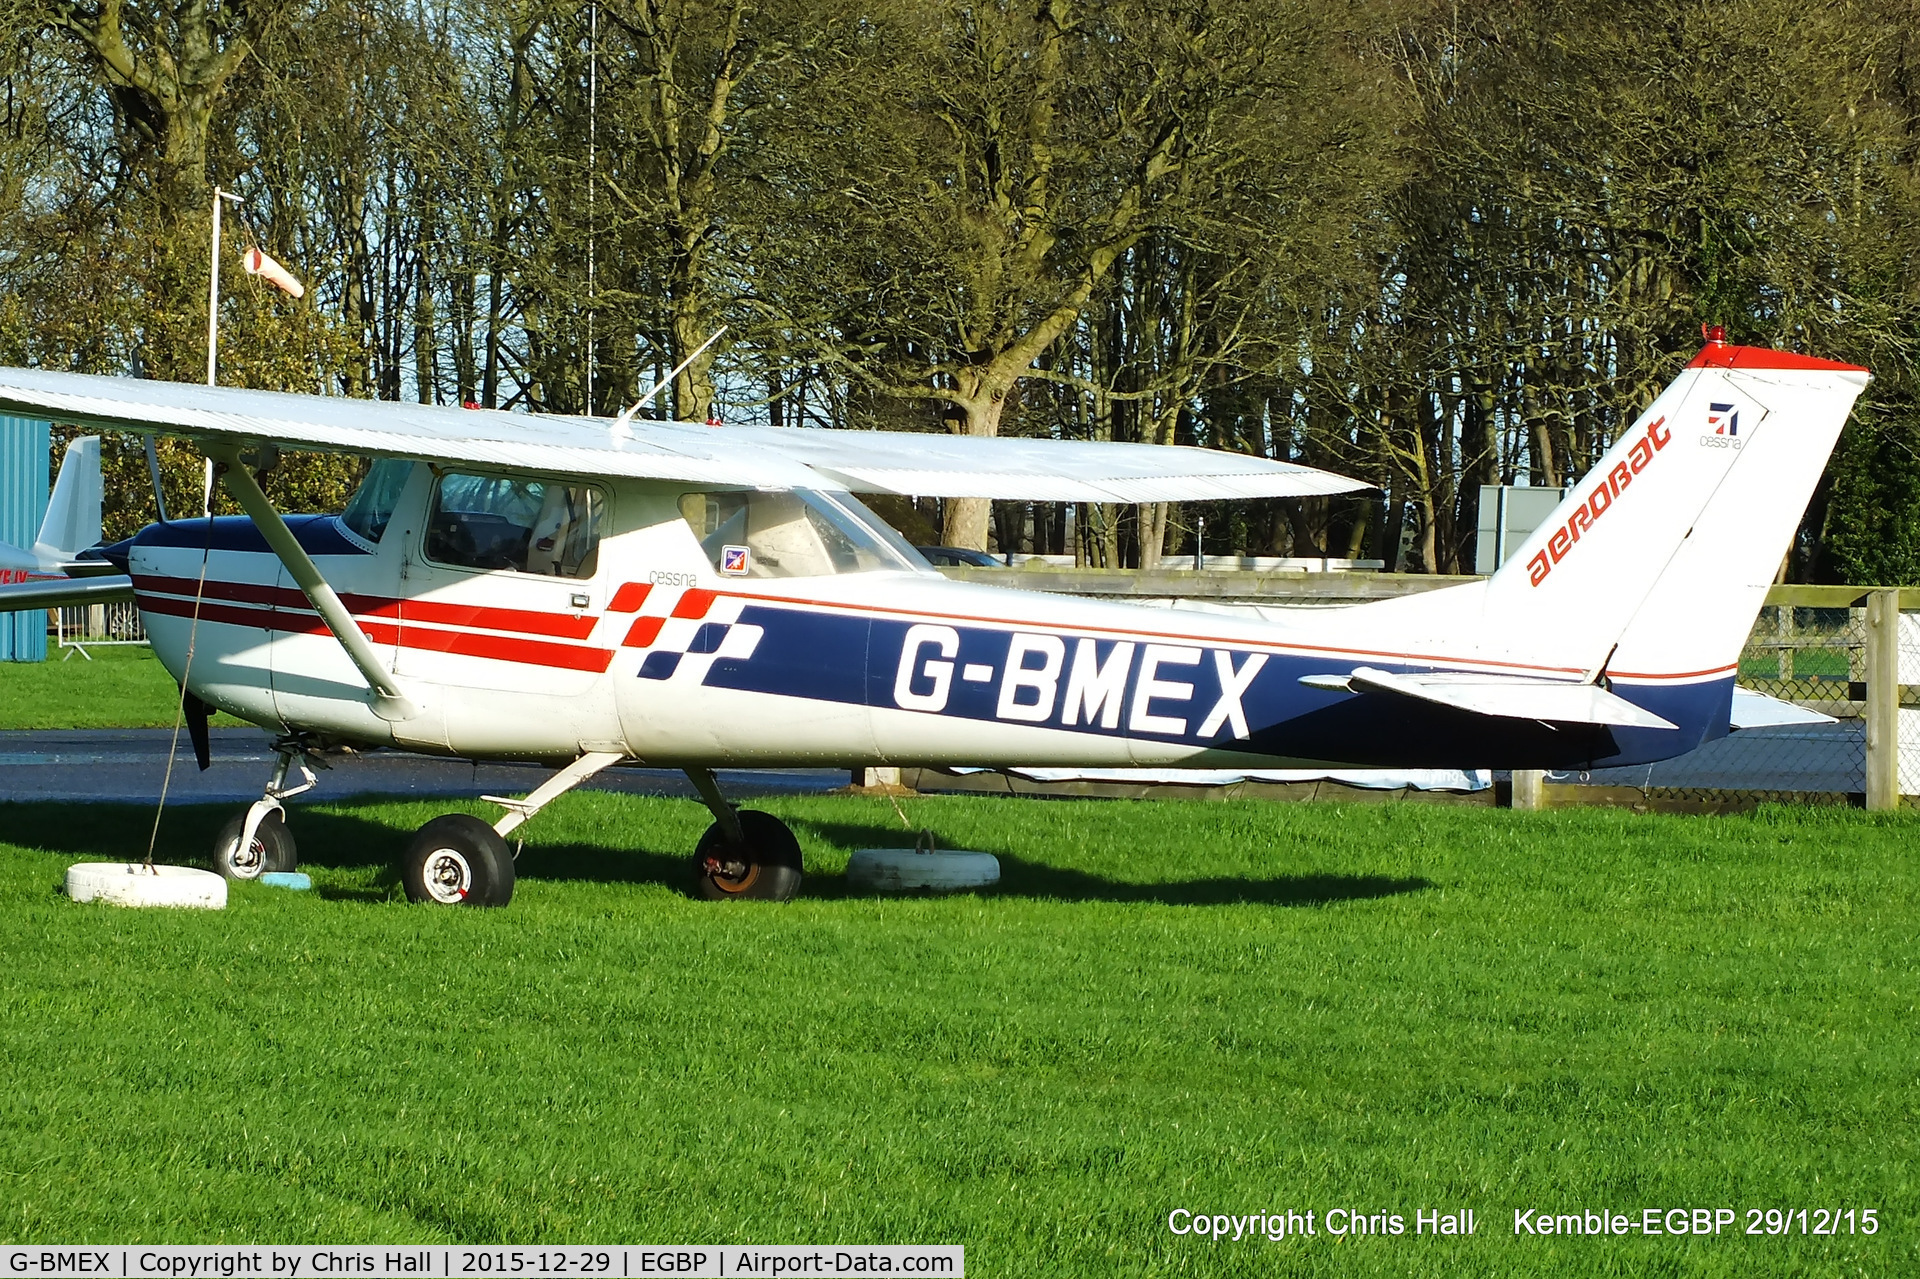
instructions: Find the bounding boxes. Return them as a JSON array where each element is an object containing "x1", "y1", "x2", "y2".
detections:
[
  {"x1": 639, "y1": 651, "x2": 682, "y2": 681},
  {"x1": 696, "y1": 601, "x2": 1737, "y2": 771},
  {"x1": 707, "y1": 606, "x2": 871, "y2": 706},
  {"x1": 689, "y1": 622, "x2": 730, "y2": 654},
  {"x1": 130, "y1": 515, "x2": 373, "y2": 557}
]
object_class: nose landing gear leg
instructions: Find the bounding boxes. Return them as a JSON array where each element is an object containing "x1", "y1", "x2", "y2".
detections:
[
  {"x1": 685, "y1": 767, "x2": 802, "y2": 902},
  {"x1": 211, "y1": 736, "x2": 319, "y2": 881}
]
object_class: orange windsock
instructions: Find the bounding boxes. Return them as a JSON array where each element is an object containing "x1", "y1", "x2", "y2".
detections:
[{"x1": 243, "y1": 247, "x2": 305, "y2": 299}]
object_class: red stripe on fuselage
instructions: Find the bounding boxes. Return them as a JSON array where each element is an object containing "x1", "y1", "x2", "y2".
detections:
[
  {"x1": 1607, "y1": 663, "x2": 1739, "y2": 681},
  {"x1": 135, "y1": 589, "x2": 613, "y2": 674},
  {"x1": 136, "y1": 593, "x2": 330, "y2": 637},
  {"x1": 132, "y1": 573, "x2": 597, "y2": 639},
  {"x1": 608, "y1": 581, "x2": 653, "y2": 613},
  {"x1": 672, "y1": 589, "x2": 717, "y2": 619},
  {"x1": 355, "y1": 619, "x2": 613, "y2": 672},
  {"x1": 133, "y1": 573, "x2": 1728, "y2": 688}
]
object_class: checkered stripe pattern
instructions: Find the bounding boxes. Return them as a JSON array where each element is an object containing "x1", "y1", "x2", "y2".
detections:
[{"x1": 609, "y1": 584, "x2": 764, "y2": 683}]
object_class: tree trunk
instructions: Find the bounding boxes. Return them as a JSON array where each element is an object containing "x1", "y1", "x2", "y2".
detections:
[
  {"x1": 1138, "y1": 502, "x2": 1171, "y2": 568},
  {"x1": 672, "y1": 307, "x2": 719, "y2": 421},
  {"x1": 940, "y1": 387, "x2": 1008, "y2": 547}
]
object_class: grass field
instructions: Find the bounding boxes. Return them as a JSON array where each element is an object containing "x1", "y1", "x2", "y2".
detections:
[
  {"x1": 0, "y1": 792, "x2": 1912, "y2": 1276},
  {"x1": 0, "y1": 646, "x2": 244, "y2": 730}
]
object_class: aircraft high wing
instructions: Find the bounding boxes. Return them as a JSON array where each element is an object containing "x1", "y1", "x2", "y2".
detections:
[
  {"x1": 0, "y1": 368, "x2": 1364, "y2": 502},
  {"x1": 0, "y1": 339, "x2": 1869, "y2": 908}
]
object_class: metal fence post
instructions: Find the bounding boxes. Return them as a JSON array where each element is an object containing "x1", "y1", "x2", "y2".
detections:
[
  {"x1": 1865, "y1": 588, "x2": 1900, "y2": 811},
  {"x1": 1511, "y1": 769, "x2": 1547, "y2": 810}
]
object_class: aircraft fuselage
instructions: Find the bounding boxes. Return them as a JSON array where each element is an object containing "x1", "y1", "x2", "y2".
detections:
[{"x1": 126, "y1": 465, "x2": 1720, "y2": 773}]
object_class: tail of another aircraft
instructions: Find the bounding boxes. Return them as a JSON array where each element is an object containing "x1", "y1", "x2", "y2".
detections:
[
  {"x1": 0, "y1": 434, "x2": 101, "y2": 575},
  {"x1": 32, "y1": 435, "x2": 102, "y2": 564},
  {"x1": 1464, "y1": 340, "x2": 1869, "y2": 737}
]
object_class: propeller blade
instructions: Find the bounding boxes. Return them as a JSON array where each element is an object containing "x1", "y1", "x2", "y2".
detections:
[{"x1": 182, "y1": 689, "x2": 212, "y2": 771}]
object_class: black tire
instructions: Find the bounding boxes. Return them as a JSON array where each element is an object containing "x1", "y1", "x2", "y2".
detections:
[
  {"x1": 691, "y1": 809, "x2": 803, "y2": 902},
  {"x1": 212, "y1": 809, "x2": 298, "y2": 881},
  {"x1": 402, "y1": 814, "x2": 515, "y2": 907}
]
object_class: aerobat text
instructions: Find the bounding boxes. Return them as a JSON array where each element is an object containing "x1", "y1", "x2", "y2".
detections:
[{"x1": 1528, "y1": 415, "x2": 1671, "y2": 588}]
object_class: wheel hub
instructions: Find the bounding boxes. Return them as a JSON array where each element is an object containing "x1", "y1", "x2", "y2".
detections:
[
  {"x1": 700, "y1": 851, "x2": 758, "y2": 892},
  {"x1": 226, "y1": 836, "x2": 265, "y2": 878},
  {"x1": 424, "y1": 848, "x2": 472, "y2": 904}
]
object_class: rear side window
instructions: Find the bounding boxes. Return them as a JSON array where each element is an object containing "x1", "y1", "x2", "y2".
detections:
[{"x1": 425, "y1": 472, "x2": 603, "y2": 578}]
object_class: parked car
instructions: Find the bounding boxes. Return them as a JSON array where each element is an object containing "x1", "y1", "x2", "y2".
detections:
[{"x1": 915, "y1": 545, "x2": 1008, "y2": 569}]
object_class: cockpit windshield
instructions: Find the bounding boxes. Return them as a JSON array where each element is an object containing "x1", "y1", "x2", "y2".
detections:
[
  {"x1": 339, "y1": 458, "x2": 412, "y2": 544},
  {"x1": 677, "y1": 488, "x2": 932, "y2": 578}
]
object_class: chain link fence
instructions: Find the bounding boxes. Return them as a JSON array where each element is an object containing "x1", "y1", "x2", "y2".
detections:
[
  {"x1": 1896, "y1": 613, "x2": 1920, "y2": 796},
  {"x1": 1556, "y1": 587, "x2": 1920, "y2": 808},
  {"x1": 1562, "y1": 601, "x2": 1864, "y2": 803}
]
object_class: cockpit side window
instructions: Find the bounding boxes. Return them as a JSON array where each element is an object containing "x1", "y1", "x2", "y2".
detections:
[
  {"x1": 339, "y1": 458, "x2": 413, "y2": 545},
  {"x1": 425, "y1": 471, "x2": 604, "y2": 578}
]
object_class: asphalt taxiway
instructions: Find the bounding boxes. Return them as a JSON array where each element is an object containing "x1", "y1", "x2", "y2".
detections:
[
  {"x1": 0, "y1": 728, "x2": 848, "y2": 805},
  {"x1": 0, "y1": 721, "x2": 1871, "y2": 807}
]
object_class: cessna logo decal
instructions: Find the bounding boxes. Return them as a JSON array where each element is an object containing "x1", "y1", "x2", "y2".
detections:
[
  {"x1": 1699, "y1": 400, "x2": 1745, "y2": 450},
  {"x1": 1527, "y1": 414, "x2": 1670, "y2": 588}
]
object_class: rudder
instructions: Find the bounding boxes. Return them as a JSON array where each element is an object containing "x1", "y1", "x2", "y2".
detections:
[{"x1": 1474, "y1": 342, "x2": 1867, "y2": 727}]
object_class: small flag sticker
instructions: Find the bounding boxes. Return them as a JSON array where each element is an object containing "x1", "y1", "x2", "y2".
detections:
[
  {"x1": 721, "y1": 545, "x2": 750, "y2": 575},
  {"x1": 1708, "y1": 402, "x2": 1739, "y2": 435}
]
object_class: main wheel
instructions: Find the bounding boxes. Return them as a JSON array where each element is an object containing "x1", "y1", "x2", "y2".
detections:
[
  {"x1": 403, "y1": 814, "x2": 515, "y2": 907},
  {"x1": 212, "y1": 809, "x2": 298, "y2": 881},
  {"x1": 691, "y1": 810, "x2": 803, "y2": 902}
]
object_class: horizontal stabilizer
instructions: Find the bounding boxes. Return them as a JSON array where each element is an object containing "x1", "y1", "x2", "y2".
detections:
[
  {"x1": 1301, "y1": 666, "x2": 1677, "y2": 730},
  {"x1": 0, "y1": 574, "x2": 134, "y2": 612},
  {"x1": 1729, "y1": 686, "x2": 1837, "y2": 730}
]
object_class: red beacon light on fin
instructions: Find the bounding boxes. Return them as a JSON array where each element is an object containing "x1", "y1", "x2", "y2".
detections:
[{"x1": 1702, "y1": 323, "x2": 1727, "y2": 346}]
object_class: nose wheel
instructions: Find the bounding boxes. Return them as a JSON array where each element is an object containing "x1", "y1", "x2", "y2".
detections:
[
  {"x1": 212, "y1": 809, "x2": 297, "y2": 880},
  {"x1": 211, "y1": 736, "x2": 316, "y2": 882}
]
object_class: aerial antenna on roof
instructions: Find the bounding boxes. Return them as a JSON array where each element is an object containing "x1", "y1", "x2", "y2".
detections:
[{"x1": 613, "y1": 326, "x2": 729, "y2": 436}]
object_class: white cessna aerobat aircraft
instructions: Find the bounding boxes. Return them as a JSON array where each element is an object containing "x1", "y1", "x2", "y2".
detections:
[{"x1": 0, "y1": 336, "x2": 1869, "y2": 906}]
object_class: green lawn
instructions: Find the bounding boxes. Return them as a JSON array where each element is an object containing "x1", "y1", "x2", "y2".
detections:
[
  {"x1": 0, "y1": 794, "x2": 1912, "y2": 1276},
  {"x1": 1736, "y1": 648, "x2": 1854, "y2": 685},
  {"x1": 0, "y1": 646, "x2": 247, "y2": 729}
]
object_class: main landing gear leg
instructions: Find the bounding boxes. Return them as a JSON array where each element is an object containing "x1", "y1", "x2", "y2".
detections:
[
  {"x1": 685, "y1": 767, "x2": 803, "y2": 903},
  {"x1": 401, "y1": 751, "x2": 626, "y2": 908},
  {"x1": 211, "y1": 736, "x2": 319, "y2": 881}
]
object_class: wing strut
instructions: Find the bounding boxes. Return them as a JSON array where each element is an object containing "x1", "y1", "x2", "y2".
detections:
[{"x1": 210, "y1": 446, "x2": 418, "y2": 722}]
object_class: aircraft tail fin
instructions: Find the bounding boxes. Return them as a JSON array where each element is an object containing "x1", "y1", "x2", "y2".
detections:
[
  {"x1": 1470, "y1": 341, "x2": 1868, "y2": 741},
  {"x1": 32, "y1": 435, "x2": 102, "y2": 563}
]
